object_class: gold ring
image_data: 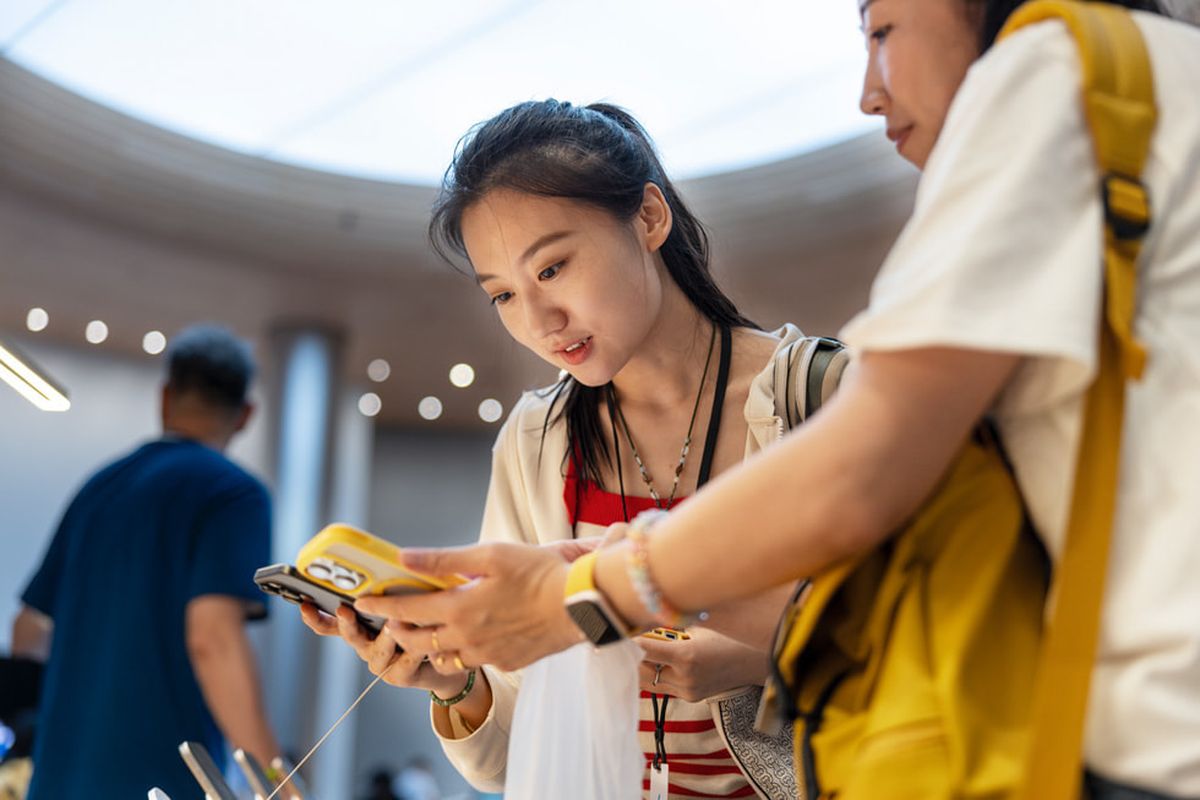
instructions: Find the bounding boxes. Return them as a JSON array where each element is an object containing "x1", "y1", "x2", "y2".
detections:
[
  {"x1": 430, "y1": 629, "x2": 440, "y2": 652},
  {"x1": 454, "y1": 655, "x2": 466, "y2": 671},
  {"x1": 436, "y1": 654, "x2": 446, "y2": 667}
]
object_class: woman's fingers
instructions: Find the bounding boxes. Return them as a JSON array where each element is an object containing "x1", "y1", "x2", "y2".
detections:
[
  {"x1": 366, "y1": 629, "x2": 400, "y2": 676},
  {"x1": 359, "y1": 543, "x2": 579, "y2": 671},
  {"x1": 541, "y1": 536, "x2": 603, "y2": 563},
  {"x1": 299, "y1": 603, "x2": 338, "y2": 636},
  {"x1": 333, "y1": 605, "x2": 374, "y2": 650},
  {"x1": 640, "y1": 659, "x2": 665, "y2": 684},
  {"x1": 427, "y1": 650, "x2": 470, "y2": 677}
]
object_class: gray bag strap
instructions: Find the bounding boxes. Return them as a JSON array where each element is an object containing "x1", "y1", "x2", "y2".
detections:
[{"x1": 773, "y1": 336, "x2": 849, "y2": 430}]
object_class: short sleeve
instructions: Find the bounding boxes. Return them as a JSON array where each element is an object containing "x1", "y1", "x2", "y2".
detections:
[
  {"x1": 20, "y1": 505, "x2": 78, "y2": 618},
  {"x1": 188, "y1": 478, "x2": 272, "y2": 619},
  {"x1": 840, "y1": 21, "x2": 1104, "y2": 416}
]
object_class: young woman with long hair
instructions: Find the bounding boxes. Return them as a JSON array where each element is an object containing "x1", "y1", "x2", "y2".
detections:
[{"x1": 304, "y1": 99, "x2": 831, "y2": 798}]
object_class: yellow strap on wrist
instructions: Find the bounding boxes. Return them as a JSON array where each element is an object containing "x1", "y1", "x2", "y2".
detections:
[{"x1": 564, "y1": 551, "x2": 599, "y2": 598}]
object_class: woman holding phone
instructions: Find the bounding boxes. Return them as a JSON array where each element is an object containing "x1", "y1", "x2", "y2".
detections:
[
  {"x1": 303, "y1": 99, "x2": 837, "y2": 798},
  {"x1": 370, "y1": 1, "x2": 1200, "y2": 797}
]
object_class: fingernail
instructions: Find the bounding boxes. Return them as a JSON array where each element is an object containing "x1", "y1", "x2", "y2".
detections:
[{"x1": 402, "y1": 549, "x2": 431, "y2": 569}]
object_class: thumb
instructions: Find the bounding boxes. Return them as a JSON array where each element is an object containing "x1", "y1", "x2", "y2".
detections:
[
  {"x1": 600, "y1": 522, "x2": 629, "y2": 548},
  {"x1": 542, "y1": 536, "x2": 602, "y2": 563},
  {"x1": 402, "y1": 543, "x2": 496, "y2": 579}
]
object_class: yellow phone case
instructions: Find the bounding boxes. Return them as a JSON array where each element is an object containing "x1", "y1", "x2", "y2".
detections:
[
  {"x1": 642, "y1": 626, "x2": 691, "y2": 642},
  {"x1": 296, "y1": 523, "x2": 466, "y2": 598}
]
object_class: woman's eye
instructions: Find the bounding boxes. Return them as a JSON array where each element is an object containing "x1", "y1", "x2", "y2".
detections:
[
  {"x1": 490, "y1": 291, "x2": 513, "y2": 306},
  {"x1": 538, "y1": 262, "x2": 565, "y2": 281},
  {"x1": 868, "y1": 23, "x2": 892, "y2": 44}
]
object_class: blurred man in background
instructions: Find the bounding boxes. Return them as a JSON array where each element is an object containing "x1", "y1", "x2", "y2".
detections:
[{"x1": 11, "y1": 324, "x2": 281, "y2": 799}]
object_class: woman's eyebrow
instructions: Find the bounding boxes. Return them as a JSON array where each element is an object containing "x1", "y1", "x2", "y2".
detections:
[
  {"x1": 475, "y1": 230, "x2": 574, "y2": 284},
  {"x1": 519, "y1": 230, "x2": 572, "y2": 265}
]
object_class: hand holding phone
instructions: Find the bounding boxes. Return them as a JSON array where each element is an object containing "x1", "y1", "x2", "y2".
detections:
[{"x1": 255, "y1": 564, "x2": 386, "y2": 634}]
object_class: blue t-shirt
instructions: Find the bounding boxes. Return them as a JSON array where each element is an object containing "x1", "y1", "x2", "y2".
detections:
[{"x1": 21, "y1": 438, "x2": 271, "y2": 800}]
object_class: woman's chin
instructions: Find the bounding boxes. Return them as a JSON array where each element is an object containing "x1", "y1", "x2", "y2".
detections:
[
  {"x1": 548, "y1": 362, "x2": 614, "y2": 388},
  {"x1": 564, "y1": 370, "x2": 610, "y2": 388}
]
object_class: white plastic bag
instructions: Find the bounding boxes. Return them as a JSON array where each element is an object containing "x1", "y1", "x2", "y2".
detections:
[{"x1": 505, "y1": 640, "x2": 643, "y2": 800}]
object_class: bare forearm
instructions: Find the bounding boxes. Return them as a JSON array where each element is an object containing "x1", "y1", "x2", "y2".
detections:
[
  {"x1": 11, "y1": 606, "x2": 53, "y2": 662},
  {"x1": 699, "y1": 583, "x2": 800, "y2": 652},
  {"x1": 190, "y1": 631, "x2": 278, "y2": 765},
  {"x1": 595, "y1": 349, "x2": 1018, "y2": 627},
  {"x1": 430, "y1": 671, "x2": 494, "y2": 738}
]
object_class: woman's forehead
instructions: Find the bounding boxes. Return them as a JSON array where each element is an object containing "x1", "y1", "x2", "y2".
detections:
[{"x1": 464, "y1": 191, "x2": 618, "y2": 244}]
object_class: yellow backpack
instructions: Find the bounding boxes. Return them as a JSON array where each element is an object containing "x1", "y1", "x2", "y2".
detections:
[{"x1": 759, "y1": 3, "x2": 1156, "y2": 798}]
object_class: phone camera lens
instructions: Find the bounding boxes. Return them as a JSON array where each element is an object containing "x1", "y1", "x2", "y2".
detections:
[{"x1": 306, "y1": 561, "x2": 334, "y2": 581}]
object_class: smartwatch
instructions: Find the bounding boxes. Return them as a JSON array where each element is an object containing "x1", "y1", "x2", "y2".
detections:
[{"x1": 564, "y1": 552, "x2": 630, "y2": 646}]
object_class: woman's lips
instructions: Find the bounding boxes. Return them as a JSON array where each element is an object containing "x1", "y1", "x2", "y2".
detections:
[
  {"x1": 887, "y1": 125, "x2": 913, "y2": 153},
  {"x1": 558, "y1": 336, "x2": 592, "y2": 366}
]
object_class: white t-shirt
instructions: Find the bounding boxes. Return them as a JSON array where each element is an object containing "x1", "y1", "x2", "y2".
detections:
[{"x1": 840, "y1": 13, "x2": 1200, "y2": 794}]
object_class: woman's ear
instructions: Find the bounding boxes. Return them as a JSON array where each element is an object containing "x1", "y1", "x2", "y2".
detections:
[{"x1": 637, "y1": 182, "x2": 674, "y2": 253}]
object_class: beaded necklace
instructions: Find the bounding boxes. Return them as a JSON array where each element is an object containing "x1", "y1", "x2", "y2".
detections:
[{"x1": 606, "y1": 323, "x2": 717, "y2": 511}]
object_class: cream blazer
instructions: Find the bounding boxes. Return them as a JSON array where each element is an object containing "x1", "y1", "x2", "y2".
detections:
[{"x1": 433, "y1": 324, "x2": 806, "y2": 795}]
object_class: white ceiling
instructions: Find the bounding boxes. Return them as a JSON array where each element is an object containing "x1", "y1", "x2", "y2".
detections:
[{"x1": 0, "y1": 0, "x2": 878, "y2": 185}]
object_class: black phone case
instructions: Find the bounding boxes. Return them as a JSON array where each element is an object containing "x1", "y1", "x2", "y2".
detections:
[{"x1": 254, "y1": 563, "x2": 387, "y2": 634}]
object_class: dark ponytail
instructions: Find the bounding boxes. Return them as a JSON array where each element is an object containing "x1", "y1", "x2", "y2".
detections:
[{"x1": 430, "y1": 99, "x2": 756, "y2": 487}]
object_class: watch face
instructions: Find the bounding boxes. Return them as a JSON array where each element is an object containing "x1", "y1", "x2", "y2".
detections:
[{"x1": 567, "y1": 600, "x2": 624, "y2": 646}]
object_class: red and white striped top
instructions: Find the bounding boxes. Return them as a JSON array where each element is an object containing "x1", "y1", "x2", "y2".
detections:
[{"x1": 565, "y1": 462, "x2": 755, "y2": 800}]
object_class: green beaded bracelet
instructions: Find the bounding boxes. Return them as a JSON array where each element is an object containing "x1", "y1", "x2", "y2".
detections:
[{"x1": 430, "y1": 668, "x2": 476, "y2": 707}]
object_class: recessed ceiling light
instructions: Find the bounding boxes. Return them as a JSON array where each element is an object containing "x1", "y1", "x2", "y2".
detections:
[
  {"x1": 85, "y1": 320, "x2": 108, "y2": 344},
  {"x1": 142, "y1": 330, "x2": 166, "y2": 355},
  {"x1": 449, "y1": 363, "x2": 475, "y2": 388},
  {"x1": 358, "y1": 392, "x2": 382, "y2": 417},
  {"x1": 367, "y1": 358, "x2": 391, "y2": 383},
  {"x1": 418, "y1": 396, "x2": 443, "y2": 421},
  {"x1": 26, "y1": 308, "x2": 49, "y2": 333},
  {"x1": 478, "y1": 398, "x2": 503, "y2": 423}
]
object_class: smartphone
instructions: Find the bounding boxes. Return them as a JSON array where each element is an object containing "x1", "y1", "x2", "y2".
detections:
[
  {"x1": 233, "y1": 749, "x2": 276, "y2": 800},
  {"x1": 254, "y1": 563, "x2": 386, "y2": 634},
  {"x1": 178, "y1": 741, "x2": 238, "y2": 800},
  {"x1": 642, "y1": 627, "x2": 691, "y2": 642},
  {"x1": 295, "y1": 523, "x2": 466, "y2": 598}
]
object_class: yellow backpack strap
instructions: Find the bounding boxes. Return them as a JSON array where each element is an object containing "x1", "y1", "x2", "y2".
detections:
[{"x1": 997, "y1": 3, "x2": 1156, "y2": 798}]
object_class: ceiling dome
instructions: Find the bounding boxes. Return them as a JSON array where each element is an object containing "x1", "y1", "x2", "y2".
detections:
[{"x1": 1, "y1": 0, "x2": 877, "y2": 185}]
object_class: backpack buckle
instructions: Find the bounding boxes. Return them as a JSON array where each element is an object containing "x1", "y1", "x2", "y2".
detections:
[{"x1": 1102, "y1": 173, "x2": 1150, "y2": 241}]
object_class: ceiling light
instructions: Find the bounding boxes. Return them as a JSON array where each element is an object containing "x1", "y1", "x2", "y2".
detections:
[
  {"x1": 85, "y1": 320, "x2": 108, "y2": 344},
  {"x1": 142, "y1": 330, "x2": 166, "y2": 355},
  {"x1": 0, "y1": 340, "x2": 70, "y2": 412},
  {"x1": 367, "y1": 358, "x2": 391, "y2": 383},
  {"x1": 418, "y1": 396, "x2": 443, "y2": 421},
  {"x1": 26, "y1": 308, "x2": 49, "y2": 332},
  {"x1": 478, "y1": 398, "x2": 503, "y2": 423},
  {"x1": 358, "y1": 392, "x2": 382, "y2": 417},
  {"x1": 449, "y1": 363, "x2": 475, "y2": 388}
]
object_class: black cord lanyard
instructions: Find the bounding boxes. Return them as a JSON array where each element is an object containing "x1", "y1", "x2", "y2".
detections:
[{"x1": 606, "y1": 325, "x2": 733, "y2": 773}]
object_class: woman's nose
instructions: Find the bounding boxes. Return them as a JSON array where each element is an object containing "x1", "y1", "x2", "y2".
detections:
[
  {"x1": 859, "y1": 58, "x2": 888, "y2": 117},
  {"x1": 524, "y1": 293, "x2": 567, "y2": 341}
]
